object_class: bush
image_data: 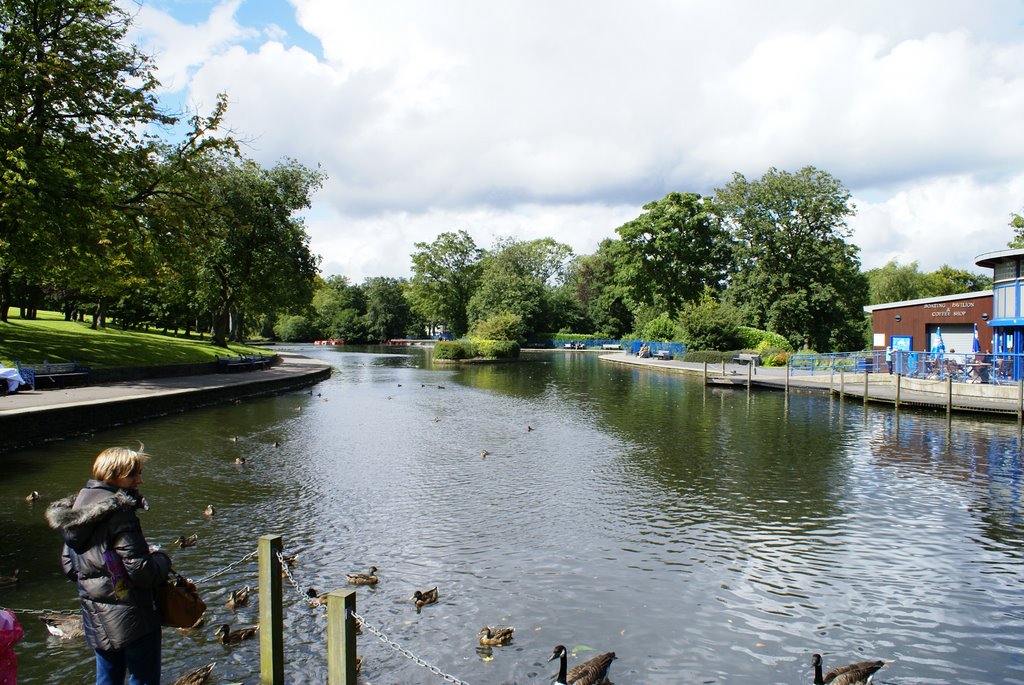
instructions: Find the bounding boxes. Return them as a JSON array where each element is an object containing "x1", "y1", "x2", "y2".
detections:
[
  {"x1": 434, "y1": 340, "x2": 475, "y2": 360},
  {"x1": 739, "y1": 326, "x2": 791, "y2": 351},
  {"x1": 273, "y1": 315, "x2": 317, "y2": 342},
  {"x1": 640, "y1": 314, "x2": 677, "y2": 342},
  {"x1": 470, "y1": 312, "x2": 527, "y2": 343},
  {"x1": 760, "y1": 349, "x2": 789, "y2": 366},
  {"x1": 678, "y1": 290, "x2": 743, "y2": 351},
  {"x1": 475, "y1": 339, "x2": 520, "y2": 359},
  {"x1": 683, "y1": 350, "x2": 737, "y2": 364}
]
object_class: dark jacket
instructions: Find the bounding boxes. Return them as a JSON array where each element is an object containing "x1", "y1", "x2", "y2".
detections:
[{"x1": 45, "y1": 481, "x2": 171, "y2": 651}]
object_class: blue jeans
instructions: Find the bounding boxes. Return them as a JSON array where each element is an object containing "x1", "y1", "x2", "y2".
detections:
[{"x1": 95, "y1": 627, "x2": 161, "y2": 685}]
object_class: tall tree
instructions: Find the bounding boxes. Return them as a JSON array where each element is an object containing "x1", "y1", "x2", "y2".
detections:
[
  {"x1": 408, "y1": 230, "x2": 483, "y2": 337},
  {"x1": 714, "y1": 166, "x2": 868, "y2": 351},
  {"x1": 921, "y1": 264, "x2": 992, "y2": 296},
  {"x1": 865, "y1": 260, "x2": 927, "y2": 304},
  {"x1": 362, "y1": 276, "x2": 411, "y2": 341},
  {"x1": 615, "y1": 192, "x2": 732, "y2": 318},
  {"x1": 567, "y1": 239, "x2": 633, "y2": 337}
]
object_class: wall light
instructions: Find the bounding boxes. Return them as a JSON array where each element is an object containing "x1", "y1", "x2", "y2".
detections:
[
  {"x1": 894, "y1": 314, "x2": 902, "y2": 322},
  {"x1": 982, "y1": 312, "x2": 989, "y2": 320}
]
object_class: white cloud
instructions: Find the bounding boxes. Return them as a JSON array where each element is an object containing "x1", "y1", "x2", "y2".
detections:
[{"x1": 133, "y1": 0, "x2": 1024, "y2": 280}]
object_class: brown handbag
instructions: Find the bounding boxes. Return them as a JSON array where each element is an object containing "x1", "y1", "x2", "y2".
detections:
[{"x1": 156, "y1": 570, "x2": 206, "y2": 628}]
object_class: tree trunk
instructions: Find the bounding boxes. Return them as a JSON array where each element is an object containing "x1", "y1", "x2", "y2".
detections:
[
  {"x1": 0, "y1": 269, "x2": 10, "y2": 323},
  {"x1": 211, "y1": 300, "x2": 230, "y2": 347}
]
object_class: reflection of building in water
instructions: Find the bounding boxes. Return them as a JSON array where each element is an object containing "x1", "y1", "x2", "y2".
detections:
[{"x1": 864, "y1": 410, "x2": 1023, "y2": 548}]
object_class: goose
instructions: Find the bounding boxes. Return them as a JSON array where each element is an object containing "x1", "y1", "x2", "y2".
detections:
[
  {"x1": 549, "y1": 644, "x2": 616, "y2": 685},
  {"x1": 225, "y1": 586, "x2": 251, "y2": 609},
  {"x1": 479, "y1": 625, "x2": 514, "y2": 646},
  {"x1": 346, "y1": 566, "x2": 379, "y2": 585},
  {"x1": 171, "y1": 662, "x2": 215, "y2": 685},
  {"x1": 174, "y1": 534, "x2": 198, "y2": 548},
  {"x1": 272, "y1": 441, "x2": 280, "y2": 447},
  {"x1": 203, "y1": 504, "x2": 216, "y2": 517},
  {"x1": 25, "y1": 490, "x2": 40, "y2": 501},
  {"x1": 411, "y1": 586, "x2": 439, "y2": 607},
  {"x1": 812, "y1": 653, "x2": 889, "y2": 685},
  {"x1": 215, "y1": 623, "x2": 258, "y2": 644},
  {"x1": 234, "y1": 457, "x2": 246, "y2": 465},
  {"x1": 0, "y1": 569, "x2": 20, "y2": 586},
  {"x1": 229, "y1": 436, "x2": 239, "y2": 443},
  {"x1": 39, "y1": 613, "x2": 83, "y2": 639}
]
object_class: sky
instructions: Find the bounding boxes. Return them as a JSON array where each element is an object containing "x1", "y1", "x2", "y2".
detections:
[{"x1": 127, "y1": 0, "x2": 1024, "y2": 282}]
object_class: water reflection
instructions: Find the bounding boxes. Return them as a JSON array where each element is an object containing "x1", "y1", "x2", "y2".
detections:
[{"x1": 2, "y1": 347, "x2": 1023, "y2": 684}]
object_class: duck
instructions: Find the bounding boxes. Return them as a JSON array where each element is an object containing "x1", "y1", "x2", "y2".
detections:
[
  {"x1": 39, "y1": 613, "x2": 83, "y2": 639},
  {"x1": 225, "y1": 585, "x2": 251, "y2": 609},
  {"x1": 174, "y1": 534, "x2": 198, "y2": 548},
  {"x1": 0, "y1": 569, "x2": 20, "y2": 587},
  {"x1": 171, "y1": 662, "x2": 215, "y2": 685},
  {"x1": 229, "y1": 436, "x2": 239, "y2": 443},
  {"x1": 233, "y1": 457, "x2": 246, "y2": 465},
  {"x1": 527, "y1": 425, "x2": 533, "y2": 432},
  {"x1": 272, "y1": 440, "x2": 280, "y2": 447},
  {"x1": 203, "y1": 504, "x2": 216, "y2": 517},
  {"x1": 479, "y1": 625, "x2": 515, "y2": 646},
  {"x1": 411, "y1": 586, "x2": 439, "y2": 607},
  {"x1": 177, "y1": 615, "x2": 206, "y2": 634},
  {"x1": 346, "y1": 566, "x2": 379, "y2": 585},
  {"x1": 279, "y1": 553, "x2": 298, "y2": 577},
  {"x1": 480, "y1": 450, "x2": 490, "y2": 458},
  {"x1": 25, "y1": 490, "x2": 40, "y2": 501},
  {"x1": 549, "y1": 644, "x2": 616, "y2": 685},
  {"x1": 305, "y1": 588, "x2": 329, "y2": 607},
  {"x1": 812, "y1": 653, "x2": 889, "y2": 685},
  {"x1": 215, "y1": 623, "x2": 258, "y2": 644}
]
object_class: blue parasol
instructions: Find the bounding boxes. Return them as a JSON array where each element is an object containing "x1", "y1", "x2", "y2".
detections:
[
  {"x1": 932, "y1": 327, "x2": 946, "y2": 353},
  {"x1": 973, "y1": 324, "x2": 981, "y2": 353}
]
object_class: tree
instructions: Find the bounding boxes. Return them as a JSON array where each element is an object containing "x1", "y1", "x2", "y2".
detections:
[
  {"x1": 567, "y1": 239, "x2": 633, "y2": 337},
  {"x1": 713, "y1": 166, "x2": 868, "y2": 351},
  {"x1": 409, "y1": 230, "x2": 483, "y2": 337},
  {"x1": 615, "y1": 192, "x2": 732, "y2": 318},
  {"x1": 1009, "y1": 212, "x2": 1024, "y2": 248},
  {"x1": 362, "y1": 276, "x2": 411, "y2": 341},
  {"x1": 865, "y1": 260, "x2": 927, "y2": 304},
  {"x1": 921, "y1": 265, "x2": 991, "y2": 296}
]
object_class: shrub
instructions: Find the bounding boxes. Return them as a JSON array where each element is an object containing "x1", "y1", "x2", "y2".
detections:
[
  {"x1": 678, "y1": 291, "x2": 743, "y2": 351},
  {"x1": 476, "y1": 339, "x2": 520, "y2": 359},
  {"x1": 434, "y1": 340, "x2": 473, "y2": 360},
  {"x1": 738, "y1": 326, "x2": 791, "y2": 351},
  {"x1": 641, "y1": 314, "x2": 677, "y2": 342},
  {"x1": 760, "y1": 349, "x2": 789, "y2": 366},
  {"x1": 683, "y1": 350, "x2": 736, "y2": 364},
  {"x1": 273, "y1": 315, "x2": 317, "y2": 342}
]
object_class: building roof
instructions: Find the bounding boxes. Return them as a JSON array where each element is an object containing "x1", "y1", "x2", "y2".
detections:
[
  {"x1": 863, "y1": 290, "x2": 992, "y2": 313},
  {"x1": 976, "y1": 248, "x2": 1024, "y2": 269}
]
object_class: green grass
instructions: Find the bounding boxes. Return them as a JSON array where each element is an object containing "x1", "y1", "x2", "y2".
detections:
[{"x1": 0, "y1": 311, "x2": 269, "y2": 368}]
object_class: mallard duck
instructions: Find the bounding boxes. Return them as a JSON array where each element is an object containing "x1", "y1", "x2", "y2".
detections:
[
  {"x1": 479, "y1": 625, "x2": 514, "y2": 646},
  {"x1": 0, "y1": 569, "x2": 20, "y2": 587},
  {"x1": 174, "y1": 534, "x2": 198, "y2": 548},
  {"x1": 346, "y1": 566, "x2": 379, "y2": 585},
  {"x1": 216, "y1": 623, "x2": 258, "y2": 644},
  {"x1": 177, "y1": 615, "x2": 206, "y2": 634},
  {"x1": 171, "y1": 662, "x2": 215, "y2": 685},
  {"x1": 812, "y1": 653, "x2": 889, "y2": 685},
  {"x1": 203, "y1": 504, "x2": 216, "y2": 517},
  {"x1": 549, "y1": 644, "x2": 616, "y2": 685},
  {"x1": 25, "y1": 490, "x2": 40, "y2": 501},
  {"x1": 225, "y1": 586, "x2": 251, "y2": 609},
  {"x1": 39, "y1": 613, "x2": 83, "y2": 639},
  {"x1": 305, "y1": 588, "x2": 329, "y2": 607},
  {"x1": 233, "y1": 457, "x2": 246, "y2": 465},
  {"x1": 411, "y1": 586, "x2": 439, "y2": 607},
  {"x1": 480, "y1": 450, "x2": 489, "y2": 458}
]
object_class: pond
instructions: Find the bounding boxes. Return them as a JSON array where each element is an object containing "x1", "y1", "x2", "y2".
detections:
[{"x1": 2, "y1": 347, "x2": 1023, "y2": 684}]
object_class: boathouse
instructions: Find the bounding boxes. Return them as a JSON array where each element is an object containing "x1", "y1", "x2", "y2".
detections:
[{"x1": 864, "y1": 291, "x2": 992, "y2": 355}]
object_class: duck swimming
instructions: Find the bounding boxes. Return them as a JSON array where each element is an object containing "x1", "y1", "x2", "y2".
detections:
[
  {"x1": 40, "y1": 613, "x2": 83, "y2": 639},
  {"x1": 479, "y1": 625, "x2": 514, "y2": 646},
  {"x1": 346, "y1": 566, "x2": 379, "y2": 585},
  {"x1": 174, "y1": 534, "x2": 198, "y2": 548},
  {"x1": 225, "y1": 585, "x2": 251, "y2": 609},
  {"x1": 411, "y1": 586, "x2": 439, "y2": 607},
  {"x1": 215, "y1": 623, "x2": 258, "y2": 644},
  {"x1": 170, "y1": 662, "x2": 215, "y2": 685}
]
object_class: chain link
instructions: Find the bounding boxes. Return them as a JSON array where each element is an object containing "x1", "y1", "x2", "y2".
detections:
[
  {"x1": 351, "y1": 610, "x2": 474, "y2": 685},
  {"x1": 3, "y1": 607, "x2": 78, "y2": 615},
  {"x1": 276, "y1": 550, "x2": 325, "y2": 612},
  {"x1": 196, "y1": 549, "x2": 259, "y2": 584}
]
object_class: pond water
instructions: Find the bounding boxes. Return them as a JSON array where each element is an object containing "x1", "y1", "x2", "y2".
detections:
[{"x1": 2, "y1": 347, "x2": 1023, "y2": 684}]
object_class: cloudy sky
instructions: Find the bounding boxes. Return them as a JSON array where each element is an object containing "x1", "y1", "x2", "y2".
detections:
[{"x1": 128, "y1": 0, "x2": 1024, "y2": 281}]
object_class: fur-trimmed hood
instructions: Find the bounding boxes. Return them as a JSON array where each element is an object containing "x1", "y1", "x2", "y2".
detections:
[{"x1": 46, "y1": 482, "x2": 142, "y2": 553}]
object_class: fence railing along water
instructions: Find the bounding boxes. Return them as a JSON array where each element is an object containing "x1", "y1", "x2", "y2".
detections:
[{"x1": 789, "y1": 350, "x2": 1024, "y2": 385}]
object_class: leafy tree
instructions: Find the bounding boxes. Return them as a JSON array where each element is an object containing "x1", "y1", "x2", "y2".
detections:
[
  {"x1": 470, "y1": 312, "x2": 526, "y2": 342},
  {"x1": 865, "y1": 260, "x2": 928, "y2": 304},
  {"x1": 1009, "y1": 212, "x2": 1024, "y2": 248},
  {"x1": 677, "y1": 288, "x2": 744, "y2": 351},
  {"x1": 615, "y1": 192, "x2": 732, "y2": 318},
  {"x1": 362, "y1": 276, "x2": 411, "y2": 341},
  {"x1": 274, "y1": 314, "x2": 317, "y2": 342},
  {"x1": 566, "y1": 239, "x2": 633, "y2": 337},
  {"x1": 312, "y1": 275, "x2": 364, "y2": 339},
  {"x1": 409, "y1": 230, "x2": 483, "y2": 337},
  {"x1": 921, "y1": 264, "x2": 991, "y2": 296},
  {"x1": 713, "y1": 166, "x2": 868, "y2": 351}
]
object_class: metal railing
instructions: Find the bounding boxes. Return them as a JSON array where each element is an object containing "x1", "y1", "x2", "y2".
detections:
[{"x1": 789, "y1": 350, "x2": 1024, "y2": 385}]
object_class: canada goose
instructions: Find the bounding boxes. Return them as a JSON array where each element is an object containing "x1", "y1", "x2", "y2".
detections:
[
  {"x1": 40, "y1": 613, "x2": 83, "y2": 639},
  {"x1": 549, "y1": 644, "x2": 616, "y2": 685},
  {"x1": 25, "y1": 490, "x2": 40, "y2": 501},
  {"x1": 273, "y1": 441, "x2": 280, "y2": 447},
  {"x1": 203, "y1": 504, "x2": 216, "y2": 517},
  {"x1": 171, "y1": 662, "x2": 215, "y2": 685},
  {"x1": 411, "y1": 587, "x2": 439, "y2": 607},
  {"x1": 305, "y1": 588, "x2": 329, "y2": 607},
  {"x1": 174, "y1": 534, "x2": 198, "y2": 548},
  {"x1": 479, "y1": 625, "x2": 514, "y2": 646},
  {"x1": 0, "y1": 569, "x2": 20, "y2": 586},
  {"x1": 346, "y1": 566, "x2": 379, "y2": 585},
  {"x1": 225, "y1": 586, "x2": 251, "y2": 609},
  {"x1": 812, "y1": 653, "x2": 889, "y2": 685},
  {"x1": 233, "y1": 457, "x2": 246, "y2": 465},
  {"x1": 215, "y1": 623, "x2": 258, "y2": 644},
  {"x1": 229, "y1": 436, "x2": 239, "y2": 443}
]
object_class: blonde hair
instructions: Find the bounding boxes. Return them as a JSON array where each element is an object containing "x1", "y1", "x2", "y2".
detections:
[{"x1": 91, "y1": 446, "x2": 149, "y2": 482}]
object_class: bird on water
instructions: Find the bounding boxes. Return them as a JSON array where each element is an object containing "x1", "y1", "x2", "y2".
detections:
[
  {"x1": 479, "y1": 625, "x2": 515, "y2": 646},
  {"x1": 346, "y1": 566, "x2": 379, "y2": 585},
  {"x1": 170, "y1": 662, "x2": 215, "y2": 685},
  {"x1": 411, "y1": 586, "x2": 439, "y2": 607},
  {"x1": 812, "y1": 653, "x2": 890, "y2": 685},
  {"x1": 549, "y1": 644, "x2": 616, "y2": 685}
]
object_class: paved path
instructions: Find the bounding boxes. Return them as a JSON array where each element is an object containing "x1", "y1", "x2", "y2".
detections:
[{"x1": 0, "y1": 352, "x2": 332, "y2": 452}]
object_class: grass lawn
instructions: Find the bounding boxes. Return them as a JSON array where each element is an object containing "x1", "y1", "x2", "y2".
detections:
[{"x1": 0, "y1": 311, "x2": 270, "y2": 368}]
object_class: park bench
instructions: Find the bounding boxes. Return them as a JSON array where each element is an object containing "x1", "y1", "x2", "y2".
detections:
[
  {"x1": 601, "y1": 343, "x2": 623, "y2": 350},
  {"x1": 15, "y1": 360, "x2": 90, "y2": 390},
  {"x1": 654, "y1": 350, "x2": 673, "y2": 360},
  {"x1": 732, "y1": 353, "x2": 761, "y2": 366},
  {"x1": 216, "y1": 353, "x2": 271, "y2": 373}
]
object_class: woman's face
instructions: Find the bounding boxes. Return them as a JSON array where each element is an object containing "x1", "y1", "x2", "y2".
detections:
[{"x1": 110, "y1": 468, "x2": 143, "y2": 491}]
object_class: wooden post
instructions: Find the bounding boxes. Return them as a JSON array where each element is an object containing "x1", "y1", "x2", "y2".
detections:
[
  {"x1": 839, "y1": 370, "x2": 844, "y2": 398},
  {"x1": 895, "y1": 373, "x2": 901, "y2": 409},
  {"x1": 785, "y1": 362, "x2": 790, "y2": 396},
  {"x1": 946, "y1": 376, "x2": 952, "y2": 417},
  {"x1": 746, "y1": 361, "x2": 752, "y2": 391},
  {"x1": 259, "y1": 535, "x2": 285, "y2": 685},
  {"x1": 327, "y1": 590, "x2": 358, "y2": 685},
  {"x1": 703, "y1": 361, "x2": 707, "y2": 384},
  {"x1": 1018, "y1": 379, "x2": 1023, "y2": 425},
  {"x1": 721, "y1": 359, "x2": 725, "y2": 376},
  {"x1": 863, "y1": 367, "x2": 868, "y2": 405}
]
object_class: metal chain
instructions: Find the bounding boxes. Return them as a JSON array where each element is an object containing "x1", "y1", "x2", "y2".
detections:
[
  {"x1": 196, "y1": 549, "x2": 259, "y2": 584},
  {"x1": 3, "y1": 607, "x2": 78, "y2": 615},
  {"x1": 351, "y1": 609, "x2": 474, "y2": 685},
  {"x1": 276, "y1": 550, "x2": 325, "y2": 612}
]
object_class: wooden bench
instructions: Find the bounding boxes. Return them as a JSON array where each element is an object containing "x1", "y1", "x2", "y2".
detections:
[
  {"x1": 732, "y1": 353, "x2": 761, "y2": 366},
  {"x1": 216, "y1": 353, "x2": 271, "y2": 373},
  {"x1": 15, "y1": 360, "x2": 90, "y2": 390},
  {"x1": 601, "y1": 343, "x2": 623, "y2": 350},
  {"x1": 654, "y1": 350, "x2": 673, "y2": 360}
]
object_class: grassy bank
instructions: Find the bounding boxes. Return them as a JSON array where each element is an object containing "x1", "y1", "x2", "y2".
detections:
[{"x1": 0, "y1": 311, "x2": 268, "y2": 368}]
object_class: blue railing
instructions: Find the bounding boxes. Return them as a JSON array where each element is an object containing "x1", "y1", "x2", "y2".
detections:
[{"x1": 789, "y1": 351, "x2": 1024, "y2": 385}]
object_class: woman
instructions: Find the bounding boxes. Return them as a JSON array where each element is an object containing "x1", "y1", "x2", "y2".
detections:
[{"x1": 46, "y1": 446, "x2": 171, "y2": 685}]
